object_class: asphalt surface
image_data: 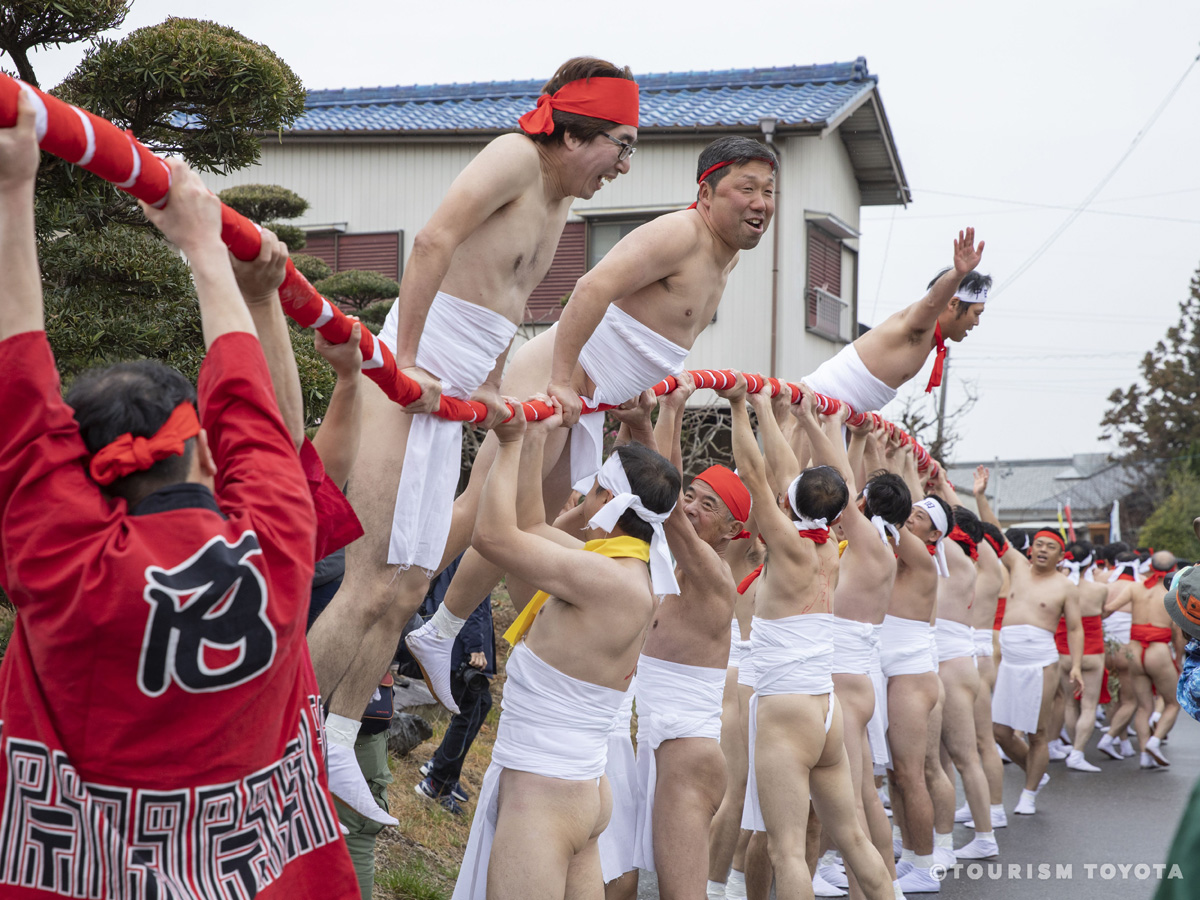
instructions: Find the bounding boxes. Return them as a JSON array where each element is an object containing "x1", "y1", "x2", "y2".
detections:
[{"x1": 636, "y1": 713, "x2": 1200, "y2": 899}]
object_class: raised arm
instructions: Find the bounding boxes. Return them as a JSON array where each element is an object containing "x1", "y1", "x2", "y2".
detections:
[
  {"x1": 141, "y1": 160, "x2": 256, "y2": 348},
  {"x1": 847, "y1": 421, "x2": 869, "y2": 490},
  {"x1": 311, "y1": 321, "x2": 364, "y2": 487},
  {"x1": 393, "y1": 137, "x2": 539, "y2": 413},
  {"x1": 231, "y1": 229, "x2": 302, "y2": 448},
  {"x1": 549, "y1": 213, "x2": 695, "y2": 426},
  {"x1": 791, "y1": 390, "x2": 855, "y2": 495},
  {"x1": 901, "y1": 229, "x2": 985, "y2": 333},
  {"x1": 973, "y1": 466, "x2": 1002, "y2": 529},
  {"x1": 653, "y1": 371, "x2": 695, "y2": 474},
  {"x1": 0, "y1": 94, "x2": 41, "y2": 341},
  {"x1": 611, "y1": 389, "x2": 659, "y2": 453},
  {"x1": 928, "y1": 463, "x2": 962, "y2": 507},
  {"x1": 746, "y1": 386, "x2": 800, "y2": 498}
]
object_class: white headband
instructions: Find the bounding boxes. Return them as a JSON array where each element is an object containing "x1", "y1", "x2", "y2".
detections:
[
  {"x1": 913, "y1": 498, "x2": 949, "y2": 578},
  {"x1": 954, "y1": 284, "x2": 989, "y2": 304},
  {"x1": 1108, "y1": 559, "x2": 1141, "y2": 583},
  {"x1": 862, "y1": 484, "x2": 900, "y2": 547},
  {"x1": 588, "y1": 452, "x2": 679, "y2": 596},
  {"x1": 787, "y1": 471, "x2": 833, "y2": 534},
  {"x1": 1060, "y1": 551, "x2": 1094, "y2": 586}
]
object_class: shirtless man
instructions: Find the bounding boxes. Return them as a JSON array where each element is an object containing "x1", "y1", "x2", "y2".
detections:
[
  {"x1": 452, "y1": 400, "x2": 680, "y2": 900},
  {"x1": 725, "y1": 375, "x2": 891, "y2": 900},
  {"x1": 305, "y1": 57, "x2": 640, "y2": 814},
  {"x1": 927, "y1": 503, "x2": 998, "y2": 860},
  {"x1": 879, "y1": 483, "x2": 945, "y2": 892},
  {"x1": 1098, "y1": 548, "x2": 1141, "y2": 759},
  {"x1": 977, "y1": 497, "x2": 1083, "y2": 816},
  {"x1": 630, "y1": 376, "x2": 748, "y2": 900},
  {"x1": 791, "y1": 395, "x2": 908, "y2": 898},
  {"x1": 1104, "y1": 551, "x2": 1182, "y2": 768},
  {"x1": 410, "y1": 136, "x2": 779, "y2": 709},
  {"x1": 803, "y1": 230, "x2": 987, "y2": 411},
  {"x1": 955, "y1": 512, "x2": 1007, "y2": 832},
  {"x1": 1053, "y1": 541, "x2": 1108, "y2": 772}
]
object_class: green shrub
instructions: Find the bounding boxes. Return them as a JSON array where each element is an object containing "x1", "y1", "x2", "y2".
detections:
[
  {"x1": 290, "y1": 253, "x2": 333, "y2": 283},
  {"x1": 219, "y1": 184, "x2": 309, "y2": 224},
  {"x1": 314, "y1": 270, "x2": 400, "y2": 312},
  {"x1": 264, "y1": 222, "x2": 305, "y2": 252},
  {"x1": 356, "y1": 299, "x2": 395, "y2": 334}
]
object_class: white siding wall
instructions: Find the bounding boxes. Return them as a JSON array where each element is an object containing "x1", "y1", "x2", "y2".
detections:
[
  {"x1": 203, "y1": 130, "x2": 861, "y2": 392},
  {"x1": 775, "y1": 132, "x2": 862, "y2": 383}
]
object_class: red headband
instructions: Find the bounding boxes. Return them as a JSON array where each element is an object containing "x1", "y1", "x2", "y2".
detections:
[
  {"x1": 518, "y1": 77, "x2": 639, "y2": 136},
  {"x1": 948, "y1": 524, "x2": 978, "y2": 562},
  {"x1": 694, "y1": 466, "x2": 752, "y2": 539},
  {"x1": 1034, "y1": 529, "x2": 1066, "y2": 551},
  {"x1": 983, "y1": 533, "x2": 1007, "y2": 558},
  {"x1": 89, "y1": 402, "x2": 200, "y2": 486},
  {"x1": 689, "y1": 157, "x2": 777, "y2": 209}
]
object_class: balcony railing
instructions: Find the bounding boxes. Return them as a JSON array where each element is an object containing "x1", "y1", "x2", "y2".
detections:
[{"x1": 806, "y1": 287, "x2": 851, "y2": 343}]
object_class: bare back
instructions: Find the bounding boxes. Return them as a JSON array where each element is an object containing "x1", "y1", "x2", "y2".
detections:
[
  {"x1": 435, "y1": 135, "x2": 574, "y2": 322},
  {"x1": 643, "y1": 561, "x2": 736, "y2": 669},
  {"x1": 1130, "y1": 581, "x2": 1172, "y2": 628},
  {"x1": 833, "y1": 518, "x2": 898, "y2": 625},
  {"x1": 1077, "y1": 578, "x2": 1108, "y2": 618},
  {"x1": 888, "y1": 530, "x2": 939, "y2": 622},
  {"x1": 936, "y1": 540, "x2": 977, "y2": 625},
  {"x1": 970, "y1": 541, "x2": 1003, "y2": 630},
  {"x1": 524, "y1": 554, "x2": 657, "y2": 691},
  {"x1": 756, "y1": 536, "x2": 838, "y2": 620}
]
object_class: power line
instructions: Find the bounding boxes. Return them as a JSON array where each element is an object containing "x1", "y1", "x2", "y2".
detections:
[
  {"x1": 993, "y1": 49, "x2": 1200, "y2": 296},
  {"x1": 869, "y1": 205, "x2": 897, "y2": 325}
]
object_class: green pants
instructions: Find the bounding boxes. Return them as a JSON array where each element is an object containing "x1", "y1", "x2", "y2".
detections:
[{"x1": 334, "y1": 729, "x2": 393, "y2": 900}]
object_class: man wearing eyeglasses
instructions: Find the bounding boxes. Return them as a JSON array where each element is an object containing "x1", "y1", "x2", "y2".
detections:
[{"x1": 305, "y1": 56, "x2": 641, "y2": 816}]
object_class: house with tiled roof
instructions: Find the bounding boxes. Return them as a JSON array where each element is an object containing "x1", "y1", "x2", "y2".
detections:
[
  {"x1": 946, "y1": 454, "x2": 1140, "y2": 542},
  {"x1": 204, "y1": 58, "x2": 911, "y2": 381}
]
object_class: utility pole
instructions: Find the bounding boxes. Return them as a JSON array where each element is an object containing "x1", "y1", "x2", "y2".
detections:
[{"x1": 935, "y1": 347, "x2": 950, "y2": 456}]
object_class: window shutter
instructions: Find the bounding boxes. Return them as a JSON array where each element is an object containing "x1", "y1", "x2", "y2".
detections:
[
  {"x1": 298, "y1": 232, "x2": 402, "y2": 281},
  {"x1": 807, "y1": 228, "x2": 842, "y2": 327}
]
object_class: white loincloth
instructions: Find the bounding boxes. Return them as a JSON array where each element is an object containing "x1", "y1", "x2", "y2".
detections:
[
  {"x1": 453, "y1": 643, "x2": 623, "y2": 900},
  {"x1": 752, "y1": 613, "x2": 835, "y2": 696},
  {"x1": 380, "y1": 293, "x2": 516, "y2": 571},
  {"x1": 599, "y1": 677, "x2": 638, "y2": 884},
  {"x1": 736, "y1": 638, "x2": 755, "y2": 687},
  {"x1": 880, "y1": 614, "x2": 936, "y2": 678},
  {"x1": 973, "y1": 628, "x2": 994, "y2": 659},
  {"x1": 632, "y1": 655, "x2": 725, "y2": 872},
  {"x1": 1104, "y1": 609, "x2": 1132, "y2": 645},
  {"x1": 831, "y1": 615, "x2": 878, "y2": 675},
  {"x1": 571, "y1": 304, "x2": 689, "y2": 490},
  {"x1": 935, "y1": 618, "x2": 974, "y2": 662},
  {"x1": 991, "y1": 624, "x2": 1058, "y2": 734},
  {"x1": 866, "y1": 624, "x2": 891, "y2": 768},
  {"x1": 741, "y1": 692, "x2": 765, "y2": 832},
  {"x1": 802, "y1": 342, "x2": 897, "y2": 414},
  {"x1": 728, "y1": 618, "x2": 743, "y2": 670}
]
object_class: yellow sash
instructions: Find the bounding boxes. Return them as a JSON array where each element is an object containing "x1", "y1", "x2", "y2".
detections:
[
  {"x1": 839, "y1": 540, "x2": 849, "y2": 558},
  {"x1": 503, "y1": 535, "x2": 651, "y2": 645}
]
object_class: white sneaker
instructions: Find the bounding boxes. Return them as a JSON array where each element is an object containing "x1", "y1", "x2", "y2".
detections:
[
  {"x1": 405, "y1": 619, "x2": 461, "y2": 714},
  {"x1": 1098, "y1": 733, "x2": 1123, "y2": 760},
  {"x1": 954, "y1": 801, "x2": 972, "y2": 823},
  {"x1": 817, "y1": 864, "x2": 849, "y2": 889},
  {"x1": 897, "y1": 866, "x2": 941, "y2": 893},
  {"x1": 1014, "y1": 790, "x2": 1037, "y2": 815},
  {"x1": 1121, "y1": 738, "x2": 1135, "y2": 757},
  {"x1": 1047, "y1": 741, "x2": 1069, "y2": 761},
  {"x1": 326, "y1": 743, "x2": 399, "y2": 825},
  {"x1": 1066, "y1": 750, "x2": 1102, "y2": 772},
  {"x1": 955, "y1": 836, "x2": 999, "y2": 859},
  {"x1": 1145, "y1": 736, "x2": 1170, "y2": 766},
  {"x1": 812, "y1": 871, "x2": 847, "y2": 897}
]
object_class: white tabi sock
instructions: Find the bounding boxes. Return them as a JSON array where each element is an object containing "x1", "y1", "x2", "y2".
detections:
[
  {"x1": 429, "y1": 603, "x2": 466, "y2": 640},
  {"x1": 975, "y1": 830, "x2": 994, "y2": 841},
  {"x1": 934, "y1": 831, "x2": 953, "y2": 850},
  {"x1": 725, "y1": 870, "x2": 747, "y2": 900},
  {"x1": 892, "y1": 824, "x2": 902, "y2": 842},
  {"x1": 914, "y1": 854, "x2": 934, "y2": 870},
  {"x1": 707, "y1": 880, "x2": 727, "y2": 900},
  {"x1": 990, "y1": 803, "x2": 1005, "y2": 815},
  {"x1": 900, "y1": 848, "x2": 915, "y2": 864},
  {"x1": 325, "y1": 712, "x2": 361, "y2": 751}
]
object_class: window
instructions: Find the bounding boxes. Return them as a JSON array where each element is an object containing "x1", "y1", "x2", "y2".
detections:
[
  {"x1": 587, "y1": 215, "x2": 662, "y2": 269},
  {"x1": 806, "y1": 225, "x2": 852, "y2": 342}
]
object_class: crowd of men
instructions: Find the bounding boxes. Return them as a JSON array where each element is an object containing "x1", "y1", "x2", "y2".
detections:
[{"x1": 1, "y1": 54, "x2": 1199, "y2": 900}]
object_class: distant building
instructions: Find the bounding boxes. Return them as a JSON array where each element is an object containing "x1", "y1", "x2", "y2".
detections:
[
  {"x1": 946, "y1": 454, "x2": 1137, "y2": 543},
  {"x1": 202, "y1": 58, "x2": 910, "y2": 383}
]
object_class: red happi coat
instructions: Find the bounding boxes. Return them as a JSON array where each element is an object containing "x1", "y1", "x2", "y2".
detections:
[{"x1": 0, "y1": 330, "x2": 358, "y2": 899}]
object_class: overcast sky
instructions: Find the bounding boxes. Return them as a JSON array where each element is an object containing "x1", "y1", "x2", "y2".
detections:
[{"x1": 19, "y1": 0, "x2": 1200, "y2": 464}]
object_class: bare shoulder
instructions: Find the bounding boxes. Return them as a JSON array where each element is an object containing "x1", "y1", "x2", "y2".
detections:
[{"x1": 456, "y1": 133, "x2": 542, "y2": 187}]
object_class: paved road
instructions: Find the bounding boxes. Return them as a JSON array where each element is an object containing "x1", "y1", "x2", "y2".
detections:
[{"x1": 637, "y1": 715, "x2": 1200, "y2": 899}]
